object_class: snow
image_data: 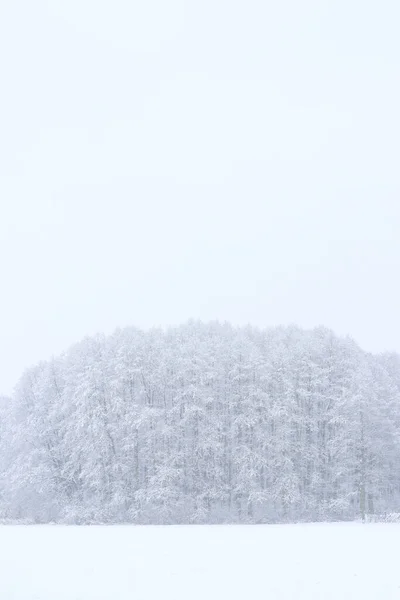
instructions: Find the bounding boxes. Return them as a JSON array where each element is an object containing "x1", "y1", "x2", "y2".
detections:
[{"x1": 0, "y1": 523, "x2": 399, "y2": 599}]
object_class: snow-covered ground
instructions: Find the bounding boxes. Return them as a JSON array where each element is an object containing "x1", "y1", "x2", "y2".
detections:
[{"x1": 0, "y1": 523, "x2": 399, "y2": 599}]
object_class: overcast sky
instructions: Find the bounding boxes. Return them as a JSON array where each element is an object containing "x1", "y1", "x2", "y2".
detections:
[{"x1": 0, "y1": 0, "x2": 399, "y2": 394}]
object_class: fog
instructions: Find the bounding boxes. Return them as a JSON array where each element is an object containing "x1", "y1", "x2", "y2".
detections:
[{"x1": 1, "y1": 0, "x2": 399, "y2": 394}]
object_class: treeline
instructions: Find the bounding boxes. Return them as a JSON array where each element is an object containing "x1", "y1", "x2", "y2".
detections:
[{"x1": 0, "y1": 322, "x2": 400, "y2": 524}]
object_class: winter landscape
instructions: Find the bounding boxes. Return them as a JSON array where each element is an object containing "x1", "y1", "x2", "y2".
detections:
[
  {"x1": 2, "y1": 322, "x2": 400, "y2": 599},
  {"x1": 2, "y1": 0, "x2": 400, "y2": 597}
]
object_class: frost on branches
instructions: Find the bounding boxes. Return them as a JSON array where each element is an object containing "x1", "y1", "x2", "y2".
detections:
[{"x1": 1, "y1": 322, "x2": 400, "y2": 524}]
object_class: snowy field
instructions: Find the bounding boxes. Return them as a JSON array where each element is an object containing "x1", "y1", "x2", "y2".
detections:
[{"x1": 0, "y1": 523, "x2": 399, "y2": 599}]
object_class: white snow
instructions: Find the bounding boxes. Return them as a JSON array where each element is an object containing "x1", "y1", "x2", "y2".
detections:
[{"x1": 0, "y1": 523, "x2": 399, "y2": 599}]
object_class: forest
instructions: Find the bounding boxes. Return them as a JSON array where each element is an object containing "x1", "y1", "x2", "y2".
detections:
[{"x1": 1, "y1": 321, "x2": 399, "y2": 524}]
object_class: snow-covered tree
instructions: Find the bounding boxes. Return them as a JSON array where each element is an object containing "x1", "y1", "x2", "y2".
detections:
[{"x1": 1, "y1": 322, "x2": 400, "y2": 524}]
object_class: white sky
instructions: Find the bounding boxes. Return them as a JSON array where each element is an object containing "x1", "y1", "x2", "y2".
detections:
[{"x1": 1, "y1": 0, "x2": 399, "y2": 394}]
